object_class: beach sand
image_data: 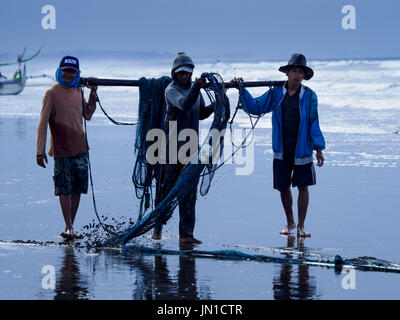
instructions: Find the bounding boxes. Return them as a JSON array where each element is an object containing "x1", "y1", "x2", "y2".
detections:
[{"x1": 1, "y1": 115, "x2": 400, "y2": 299}]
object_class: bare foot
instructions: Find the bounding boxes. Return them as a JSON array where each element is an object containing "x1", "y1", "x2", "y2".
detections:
[
  {"x1": 152, "y1": 231, "x2": 162, "y2": 240},
  {"x1": 297, "y1": 226, "x2": 311, "y2": 238},
  {"x1": 72, "y1": 231, "x2": 84, "y2": 239},
  {"x1": 280, "y1": 222, "x2": 296, "y2": 235},
  {"x1": 64, "y1": 228, "x2": 74, "y2": 241}
]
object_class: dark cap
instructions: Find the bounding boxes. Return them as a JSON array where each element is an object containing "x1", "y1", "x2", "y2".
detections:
[
  {"x1": 172, "y1": 52, "x2": 194, "y2": 74},
  {"x1": 59, "y1": 56, "x2": 80, "y2": 72}
]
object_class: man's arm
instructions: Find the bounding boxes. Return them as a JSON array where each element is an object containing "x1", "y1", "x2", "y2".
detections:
[
  {"x1": 240, "y1": 88, "x2": 274, "y2": 116},
  {"x1": 82, "y1": 83, "x2": 98, "y2": 120},
  {"x1": 166, "y1": 77, "x2": 206, "y2": 120},
  {"x1": 36, "y1": 90, "x2": 52, "y2": 168},
  {"x1": 309, "y1": 91, "x2": 325, "y2": 167},
  {"x1": 315, "y1": 149, "x2": 324, "y2": 167},
  {"x1": 309, "y1": 91, "x2": 325, "y2": 151},
  {"x1": 232, "y1": 78, "x2": 274, "y2": 116},
  {"x1": 199, "y1": 95, "x2": 214, "y2": 120},
  {"x1": 169, "y1": 82, "x2": 202, "y2": 112}
]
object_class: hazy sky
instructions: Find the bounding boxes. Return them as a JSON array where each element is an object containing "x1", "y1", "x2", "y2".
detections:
[{"x1": 1, "y1": 0, "x2": 399, "y2": 61}]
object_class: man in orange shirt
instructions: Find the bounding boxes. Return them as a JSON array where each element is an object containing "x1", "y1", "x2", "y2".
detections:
[{"x1": 36, "y1": 56, "x2": 97, "y2": 240}]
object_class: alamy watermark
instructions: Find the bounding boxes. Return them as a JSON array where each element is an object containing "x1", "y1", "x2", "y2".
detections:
[
  {"x1": 41, "y1": 265, "x2": 56, "y2": 289},
  {"x1": 341, "y1": 267, "x2": 356, "y2": 290},
  {"x1": 41, "y1": 5, "x2": 56, "y2": 30},
  {"x1": 40, "y1": 5, "x2": 357, "y2": 32},
  {"x1": 341, "y1": 5, "x2": 356, "y2": 30}
]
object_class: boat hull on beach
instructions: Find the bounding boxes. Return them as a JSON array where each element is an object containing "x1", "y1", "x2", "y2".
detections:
[
  {"x1": 0, "y1": 65, "x2": 26, "y2": 95},
  {"x1": 0, "y1": 76, "x2": 26, "y2": 95}
]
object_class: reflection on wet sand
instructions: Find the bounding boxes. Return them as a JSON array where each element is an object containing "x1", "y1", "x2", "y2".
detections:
[
  {"x1": 131, "y1": 243, "x2": 210, "y2": 300},
  {"x1": 46, "y1": 238, "x2": 320, "y2": 300},
  {"x1": 54, "y1": 245, "x2": 89, "y2": 300},
  {"x1": 272, "y1": 236, "x2": 318, "y2": 300},
  {"x1": 46, "y1": 242, "x2": 211, "y2": 300}
]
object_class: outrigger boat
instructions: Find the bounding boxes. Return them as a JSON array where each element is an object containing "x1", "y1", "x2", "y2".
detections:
[
  {"x1": 0, "y1": 47, "x2": 42, "y2": 96},
  {"x1": 0, "y1": 65, "x2": 26, "y2": 95}
]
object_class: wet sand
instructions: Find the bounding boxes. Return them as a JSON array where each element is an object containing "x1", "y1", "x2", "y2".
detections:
[{"x1": 1, "y1": 116, "x2": 400, "y2": 299}]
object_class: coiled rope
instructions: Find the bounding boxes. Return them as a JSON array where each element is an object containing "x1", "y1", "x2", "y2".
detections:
[
  {"x1": 81, "y1": 74, "x2": 277, "y2": 244},
  {"x1": 105, "y1": 72, "x2": 230, "y2": 246}
]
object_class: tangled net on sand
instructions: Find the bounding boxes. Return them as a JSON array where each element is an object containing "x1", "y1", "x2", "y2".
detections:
[{"x1": 79, "y1": 216, "x2": 135, "y2": 248}]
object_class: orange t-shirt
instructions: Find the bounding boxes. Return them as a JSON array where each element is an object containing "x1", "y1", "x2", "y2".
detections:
[{"x1": 36, "y1": 83, "x2": 96, "y2": 158}]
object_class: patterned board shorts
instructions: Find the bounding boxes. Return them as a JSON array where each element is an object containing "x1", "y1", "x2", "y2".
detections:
[{"x1": 53, "y1": 152, "x2": 89, "y2": 195}]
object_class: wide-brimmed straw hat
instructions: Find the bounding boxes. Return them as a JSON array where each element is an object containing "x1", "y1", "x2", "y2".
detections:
[{"x1": 279, "y1": 53, "x2": 314, "y2": 80}]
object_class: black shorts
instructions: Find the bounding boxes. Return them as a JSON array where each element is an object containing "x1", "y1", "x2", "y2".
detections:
[{"x1": 273, "y1": 151, "x2": 316, "y2": 192}]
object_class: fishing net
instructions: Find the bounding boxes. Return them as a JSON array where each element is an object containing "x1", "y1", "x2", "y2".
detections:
[
  {"x1": 105, "y1": 72, "x2": 230, "y2": 246},
  {"x1": 132, "y1": 76, "x2": 172, "y2": 220}
]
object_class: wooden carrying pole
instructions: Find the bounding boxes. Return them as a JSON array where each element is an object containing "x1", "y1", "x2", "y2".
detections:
[{"x1": 79, "y1": 77, "x2": 285, "y2": 89}]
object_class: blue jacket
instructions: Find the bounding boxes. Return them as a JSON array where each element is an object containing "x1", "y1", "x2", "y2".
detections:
[{"x1": 240, "y1": 83, "x2": 325, "y2": 164}]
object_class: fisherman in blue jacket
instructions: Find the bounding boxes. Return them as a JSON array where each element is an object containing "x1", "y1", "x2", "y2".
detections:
[{"x1": 233, "y1": 53, "x2": 325, "y2": 237}]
